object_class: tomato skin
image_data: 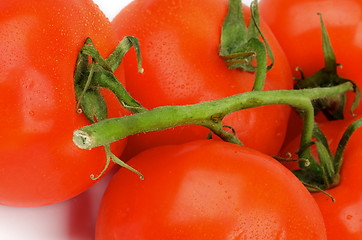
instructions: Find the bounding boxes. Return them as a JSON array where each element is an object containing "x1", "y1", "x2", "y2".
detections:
[
  {"x1": 96, "y1": 140, "x2": 326, "y2": 240},
  {"x1": 0, "y1": 0, "x2": 126, "y2": 207},
  {"x1": 112, "y1": 0, "x2": 293, "y2": 160},
  {"x1": 280, "y1": 118, "x2": 362, "y2": 239}
]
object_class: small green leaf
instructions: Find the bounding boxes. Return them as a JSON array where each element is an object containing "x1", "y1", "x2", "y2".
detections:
[
  {"x1": 314, "y1": 141, "x2": 335, "y2": 187},
  {"x1": 318, "y1": 13, "x2": 337, "y2": 73},
  {"x1": 334, "y1": 118, "x2": 362, "y2": 174},
  {"x1": 220, "y1": 0, "x2": 247, "y2": 56},
  {"x1": 294, "y1": 13, "x2": 359, "y2": 119},
  {"x1": 107, "y1": 36, "x2": 143, "y2": 73}
]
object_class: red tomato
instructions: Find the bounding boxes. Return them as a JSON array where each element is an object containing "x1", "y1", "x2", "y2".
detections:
[
  {"x1": 0, "y1": 0, "x2": 126, "y2": 207},
  {"x1": 280, "y1": 118, "x2": 362, "y2": 239},
  {"x1": 259, "y1": 0, "x2": 362, "y2": 85},
  {"x1": 112, "y1": 0, "x2": 293, "y2": 160},
  {"x1": 259, "y1": 0, "x2": 362, "y2": 143},
  {"x1": 96, "y1": 140, "x2": 327, "y2": 240}
]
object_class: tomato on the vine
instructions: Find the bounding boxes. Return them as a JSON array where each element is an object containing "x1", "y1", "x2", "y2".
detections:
[
  {"x1": 280, "y1": 118, "x2": 362, "y2": 239},
  {"x1": 96, "y1": 140, "x2": 327, "y2": 240},
  {"x1": 112, "y1": 0, "x2": 293, "y2": 160},
  {"x1": 259, "y1": 0, "x2": 362, "y2": 142},
  {"x1": 0, "y1": 0, "x2": 126, "y2": 207}
]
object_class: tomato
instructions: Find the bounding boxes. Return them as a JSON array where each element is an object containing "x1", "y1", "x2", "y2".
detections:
[
  {"x1": 0, "y1": 0, "x2": 127, "y2": 207},
  {"x1": 280, "y1": 118, "x2": 362, "y2": 239},
  {"x1": 259, "y1": 0, "x2": 362, "y2": 143},
  {"x1": 259, "y1": 0, "x2": 362, "y2": 85},
  {"x1": 112, "y1": 0, "x2": 293, "y2": 160},
  {"x1": 96, "y1": 140, "x2": 327, "y2": 240}
]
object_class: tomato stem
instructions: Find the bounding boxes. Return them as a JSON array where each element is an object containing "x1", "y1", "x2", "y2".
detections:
[
  {"x1": 71, "y1": 6, "x2": 359, "y2": 189},
  {"x1": 73, "y1": 37, "x2": 146, "y2": 180},
  {"x1": 73, "y1": 82, "x2": 353, "y2": 151},
  {"x1": 292, "y1": 117, "x2": 362, "y2": 190},
  {"x1": 249, "y1": 38, "x2": 267, "y2": 91},
  {"x1": 332, "y1": 118, "x2": 362, "y2": 179},
  {"x1": 75, "y1": 37, "x2": 146, "y2": 114}
]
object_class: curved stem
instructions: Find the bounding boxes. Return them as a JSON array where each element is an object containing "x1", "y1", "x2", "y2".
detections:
[
  {"x1": 105, "y1": 145, "x2": 144, "y2": 180},
  {"x1": 297, "y1": 102, "x2": 315, "y2": 161},
  {"x1": 249, "y1": 38, "x2": 267, "y2": 91},
  {"x1": 334, "y1": 118, "x2": 362, "y2": 173},
  {"x1": 73, "y1": 82, "x2": 353, "y2": 150},
  {"x1": 203, "y1": 122, "x2": 243, "y2": 145}
]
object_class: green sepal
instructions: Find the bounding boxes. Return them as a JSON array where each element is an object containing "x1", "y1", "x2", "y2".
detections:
[
  {"x1": 80, "y1": 36, "x2": 143, "y2": 74},
  {"x1": 294, "y1": 13, "x2": 361, "y2": 119},
  {"x1": 94, "y1": 71, "x2": 146, "y2": 113},
  {"x1": 333, "y1": 118, "x2": 362, "y2": 174},
  {"x1": 293, "y1": 118, "x2": 362, "y2": 190},
  {"x1": 74, "y1": 59, "x2": 108, "y2": 123},
  {"x1": 219, "y1": 0, "x2": 248, "y2": 56},
  {"x1": 107, "y1": 36, "x2": 143, "y2": 74},
  {"x1": 219, "y1": 0, "x2": 274, "y2": 91},
  {"x1": 73, "y1": 37, "x2": 146, "y2": 181},
  {"x1": 74, "y1": 84, "x2": 108, "y2": 123},
  {"x1": 74, "y1": 37, "x2": 146, "y2": 114}
]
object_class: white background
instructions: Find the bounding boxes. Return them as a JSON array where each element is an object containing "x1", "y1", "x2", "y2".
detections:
[
  {"x1": 95, "y1": 0, "x2": 254, "y2": 21},
  {"x1": 0, "y1": 0, "x2": 254, "y2": 239}
]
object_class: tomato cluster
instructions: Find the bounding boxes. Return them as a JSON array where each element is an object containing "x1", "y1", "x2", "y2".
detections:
[
  {"x1": 111, "y1": 0, "x2": 293, "y2": 160},
  {"x1": 1, "y1": 0, "x2": 361, "y2": 239}
]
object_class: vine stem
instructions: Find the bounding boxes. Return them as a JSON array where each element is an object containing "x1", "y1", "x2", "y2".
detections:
[
  {"x1": 250, "y1": 38, "x2": 267, "y2": 91},
  {"x1": 73, "y1": 82, "x2": 353, "y2": 153}
]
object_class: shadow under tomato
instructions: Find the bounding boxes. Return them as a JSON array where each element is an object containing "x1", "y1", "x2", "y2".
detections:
[{"x1": 66, "y1": 166, "x2": 119, "y2": 239}]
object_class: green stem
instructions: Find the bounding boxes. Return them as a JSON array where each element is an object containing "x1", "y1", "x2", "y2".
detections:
[
  {"x1": 333, "y1": 118, "x2": 362, "y2": 174},
  {"x1": 73, "y1": 37, "x2": 146, "y2": 180},
  {"x1": 73, "y1": 82, "x2": 353, "y2": 150},
  {"x1": 250, "y1": 38, "x2": 267, "y2": 91}
]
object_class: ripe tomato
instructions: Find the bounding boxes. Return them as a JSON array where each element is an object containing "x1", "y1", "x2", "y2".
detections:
[
  {"x1": 96, "y1": 140, "x2": 327, "y2": 240},
  {"x1": 259, "y1": 0, "x2": 362, "y2": 85},
  {"x1": 280, "y1": 118, "x2": 362, "y2": 239},
  {"x1": 112, "y1": 0, "x2": 293, "y2": 160},
  {"x1": 0, "y1": 0, "x2": 126, "y2": 207},
  {"x1": 259, "y1": 0, "x2": 362, "y2": 142}
]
